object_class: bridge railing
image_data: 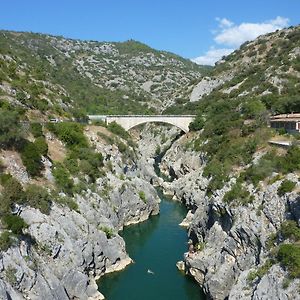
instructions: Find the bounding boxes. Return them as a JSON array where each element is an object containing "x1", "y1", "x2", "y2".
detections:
[{"x1": 88, "y1": 115, "x2": 196, "y2": 118}]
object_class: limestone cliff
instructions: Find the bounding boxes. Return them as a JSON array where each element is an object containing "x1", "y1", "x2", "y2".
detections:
[{"x1": 159, "y1": 134, "x2": 300, "y2": 300}]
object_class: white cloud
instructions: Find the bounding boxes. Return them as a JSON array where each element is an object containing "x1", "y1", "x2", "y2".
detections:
[
  {"x1": 191, "y1": 48, "x2": 234, "y2": 66},
  {"x1": 192, "y1": 16, "x2": 289, "y2": 65},
  {"x1": 216, "y1": 17, "x2": 234, "y2": 28},
  {"x1": 214, "y1": 16, "x2": 289, "y2": 47}
]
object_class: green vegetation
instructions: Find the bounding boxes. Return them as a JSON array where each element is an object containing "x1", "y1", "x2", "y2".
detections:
[
  {"x1": 0, "y1": 231, "x2": 13, "y2": 251},
  {"x1": 277, "y1": 180, "x2": 296, "y2": 196},
  {"x1": 0, "y1": 108, "x2": 23, "y2": 148},
  {"x1": 189, "y1": 115, "x2": 205, "y2": 131},
  {"x1": 25, "y1": 184, "x2": 51, "y2": 214},
  {"x1": 247, "y1": 260, "x2": 274, "y2": 283},
  {"x1": 34, "y1": 136, "x2": 48, "y2": 156},
  {"x1": 52, "y1": 162, "x2": 74, "y2": 195},
  {"x1": 53, "y1": 194, "x2": 79, "y2": 211},
  {"x1": 107, "y1": 122, "x2": 130, "y2": 140},
  {"x1": 48, "y1": 122, "x2": 104, "y2": 183},
  {"x1": 280, "y1": 220, "x2": 300, "y2": 242},
  {"x1": 223, "y1": 183, "x2": 253, "y2": 205},
  {"x1": 30, "y1": 123, "x2": 43, "y2": 138},
  {"x1": 98, "y1": 225, "x2": 115, "y2": 239},
  {"x1": 20, "y1": 141, "x2": 43, "y2": 176},
  {"x1": 242, "y1": 146, "x2": 300, "y2": 186},
  {"x1": 0, "y1": 177, "x2": 25, "y2": 212},
  {"x1": 2, "y1": 214, "x2": 27, "y2": 234},
  {"x1": 277, "y1": 244, "x2": 300, "y2": 278},
  {"x1": 138, "y1": 191, "x2": 147, "y2": 203}
]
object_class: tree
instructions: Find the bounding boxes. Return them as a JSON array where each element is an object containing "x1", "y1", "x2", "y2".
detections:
[
  {"x1": 0, "y1": 109, "x2": 22, "y2": 148},
  {"x1": 189, "y1": 115, "x2": 205, "y2": 131}
]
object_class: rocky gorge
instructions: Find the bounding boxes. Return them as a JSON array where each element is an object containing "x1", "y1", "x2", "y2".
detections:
[
  {"x1": 0, "y1": 124, "x2": 162, "y2": 300},
  {"x1": 1, "y1": 119, "x2": 300, "y2": 300},
  {"x1": 159, "y1": 132, "x2": 300, "y2": 300}
]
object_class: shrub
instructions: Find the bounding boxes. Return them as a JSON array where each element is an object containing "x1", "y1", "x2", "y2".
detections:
[
  {"x1": 20, "y1": 141, "x2": 43, "y2": 176},
  {"x1": 54, "y1": 194, "x2": 79, "y2": 211},
  {"x1": 138, "y1": 191, "x2": 147, "y2": 203},
  {"x1": 0, "y1": 231, "x2": 13, "y2": 251},
  {"x1": 64, "y1": 158, "x2": 79, "y2": 174},
  {"x1": 30, "y1": 123, "x2": 43, "y2": 138},
  {"x1": 277, "y1": 244, "x2": 300, "y2": 278},
  {"x1": 2, "y1": 214, "x2": 27, "y2": 234},
  {"x1": 0, "y1": 109, "x2": 22, "y2": 148},
  {"x1": 52, "y1": 163, "x2": 74, "y2": 194},
  {"x1": 280, "y1": 220, "x2": 300, "y2": 241},
  {"x1": 107, "y1": 122, "x2": 130, "y2": 140},
  {"x1": 47, "y1": 122, "x2": 88, "y2": 149},
  {"x1": 116, "y1": 140, "x2": 127, "y2": 153},
  {"x1": 247, "y1": 260, "x2": 273, "y2": 283},
  {"x1": 189, "y1": 115, "x2": 205, "y2": 131},
  {"x1": 223, "y1": 183, "x2": 252, "y2": 205},
  {"x1": 277, "y1": 180, "x2": 296, "y2": 196},
  {"x1": 25, "y1": 184, "x2": 51, "y2": 214},
  {"x1": 34, "y1": 137, "x2": 48, "y2": 156},
  {"x1": 98, "y1": 226, "x2": 115, "y2": 239},
  {"x1": 1, "y1": 177, "x2": 25, "y2": 213},
  {"x1": 243, "y1": 157, "x2": 275, "y2": 186}
]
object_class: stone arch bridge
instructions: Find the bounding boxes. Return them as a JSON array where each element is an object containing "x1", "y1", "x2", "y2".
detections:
[{"x1": 87, "y1": 115, "x2": 196, "y2": 132}]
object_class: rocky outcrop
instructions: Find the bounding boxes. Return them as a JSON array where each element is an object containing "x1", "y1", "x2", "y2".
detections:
[
  {"x1": 0, "y1": 129, "x2": 160, "y2": 300},
  {"x1": 159, "y1": 134, "x2": 300, "y2": 300}
]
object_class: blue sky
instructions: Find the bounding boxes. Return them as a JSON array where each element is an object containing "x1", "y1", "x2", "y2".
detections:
[{"x1": 0, "y1": 0, "x2": 299, "y2": 65}]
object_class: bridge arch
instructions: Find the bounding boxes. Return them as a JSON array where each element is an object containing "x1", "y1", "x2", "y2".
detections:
[{"x1": 88, "y1": 115, "x2": 196, "y2": 133}]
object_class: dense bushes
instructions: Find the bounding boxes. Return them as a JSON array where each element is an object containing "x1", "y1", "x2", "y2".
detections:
[
  {"x1": 0, "y1": 231, "x2": 13, "y2": 251},
  {"x1": 47, "y1": 122, "x2": 88, "y2": 149},
  {"x1": 277, "y1": 244, "x2": 300, "y2": 278},
  {"x1": 48, "y1": 122, "x2": 104, "y2": 183},
  {"x1": 0, "y1": 176, "x2": 25, "y2": 213},
  {"x1": 277, "y1": 180, "x2": 296, "y2": 196},
  {"x1": 52, "y1": 162, "x2": 74, "y2": 195},
  {"x1": 280, "y1": 220, "x2": 300, "y2": 241},
  {"x1": 107, "y1": 121, "x2": 130, "y2": 140},
  {"x1": 240, "y1": 146, "x2": 300, "y2": 186},
  {"x1": 0, "y1": 109, "x2": 23, "y2": 148},
  {"x1": 30, "y1": 123, "x2": 43, "y2": 138},
  {"x1": 0, "y1": 175, "x2": 52, "y2": 215},
  {"x1": 189, "y1": 115, "x2": 205, "y2": 131},
  {"x1": 2, "y1": 215, "x2": 27, "y2": 234},
  {"x1": 223, "y1": 183, "x2": 253, "y2": 205},
  {"x1": 25, "y1": 184, "x2": 51, "y2": 214},
  {"x1": 20, "y1": 141, "x2": 43, "y2": 176}
]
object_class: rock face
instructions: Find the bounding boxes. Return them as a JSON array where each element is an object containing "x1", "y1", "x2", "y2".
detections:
[
  {"x1": 0, "y1": 129, "x2": 160, "y2": 300},
  {"x1": 159, "y1": 134, "x2": 300, "y2": 300}
]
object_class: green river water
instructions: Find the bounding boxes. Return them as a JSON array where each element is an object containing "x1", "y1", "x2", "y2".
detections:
[{"x1": 98, "y1": 189, "x2": 205, "y2": 300}]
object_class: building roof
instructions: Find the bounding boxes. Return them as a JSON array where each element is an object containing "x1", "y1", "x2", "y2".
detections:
[{"x1": 270, "y1": 113, "x2": 300, "y2": 122}]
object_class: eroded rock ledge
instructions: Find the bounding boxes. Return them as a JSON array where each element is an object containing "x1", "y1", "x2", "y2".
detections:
[
  {"x1": 159, "y1": 134, "x2": 300, "y2": 300},
  {"x1": 0, "y1": 127, "x2": 160, "y2": 300}
]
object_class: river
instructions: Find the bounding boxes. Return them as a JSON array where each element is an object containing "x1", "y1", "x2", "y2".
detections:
[{"x1": 98, "y1": 188, "x2": 205, "y2": 299}]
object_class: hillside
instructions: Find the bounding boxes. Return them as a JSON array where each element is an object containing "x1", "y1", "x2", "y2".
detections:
[
  {"x1": 0, "y1": 30, "x2": 206, "y2": 119},
  {"x1": 0, "y1": 25, "x2": 300, "y2": 300},
  {"x1": 165, "y1": 24, "x2": 300, "y2": 114}
]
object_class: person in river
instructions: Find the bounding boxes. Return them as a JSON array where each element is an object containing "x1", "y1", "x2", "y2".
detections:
[{"x1": 147, "y1": 269, "x2": 155, "y2": 275}]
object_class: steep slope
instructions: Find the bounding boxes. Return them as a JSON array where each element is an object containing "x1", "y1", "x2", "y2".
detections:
[
  {"x1": 158, "y1": 25, "x2": 300, "y2": 300},
  {"x1": 165, "y1": 25, "x2": 300, "y2": 114},
  {"x1": 0, "y1": 30, "x2": 206, "y2": 117}
]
